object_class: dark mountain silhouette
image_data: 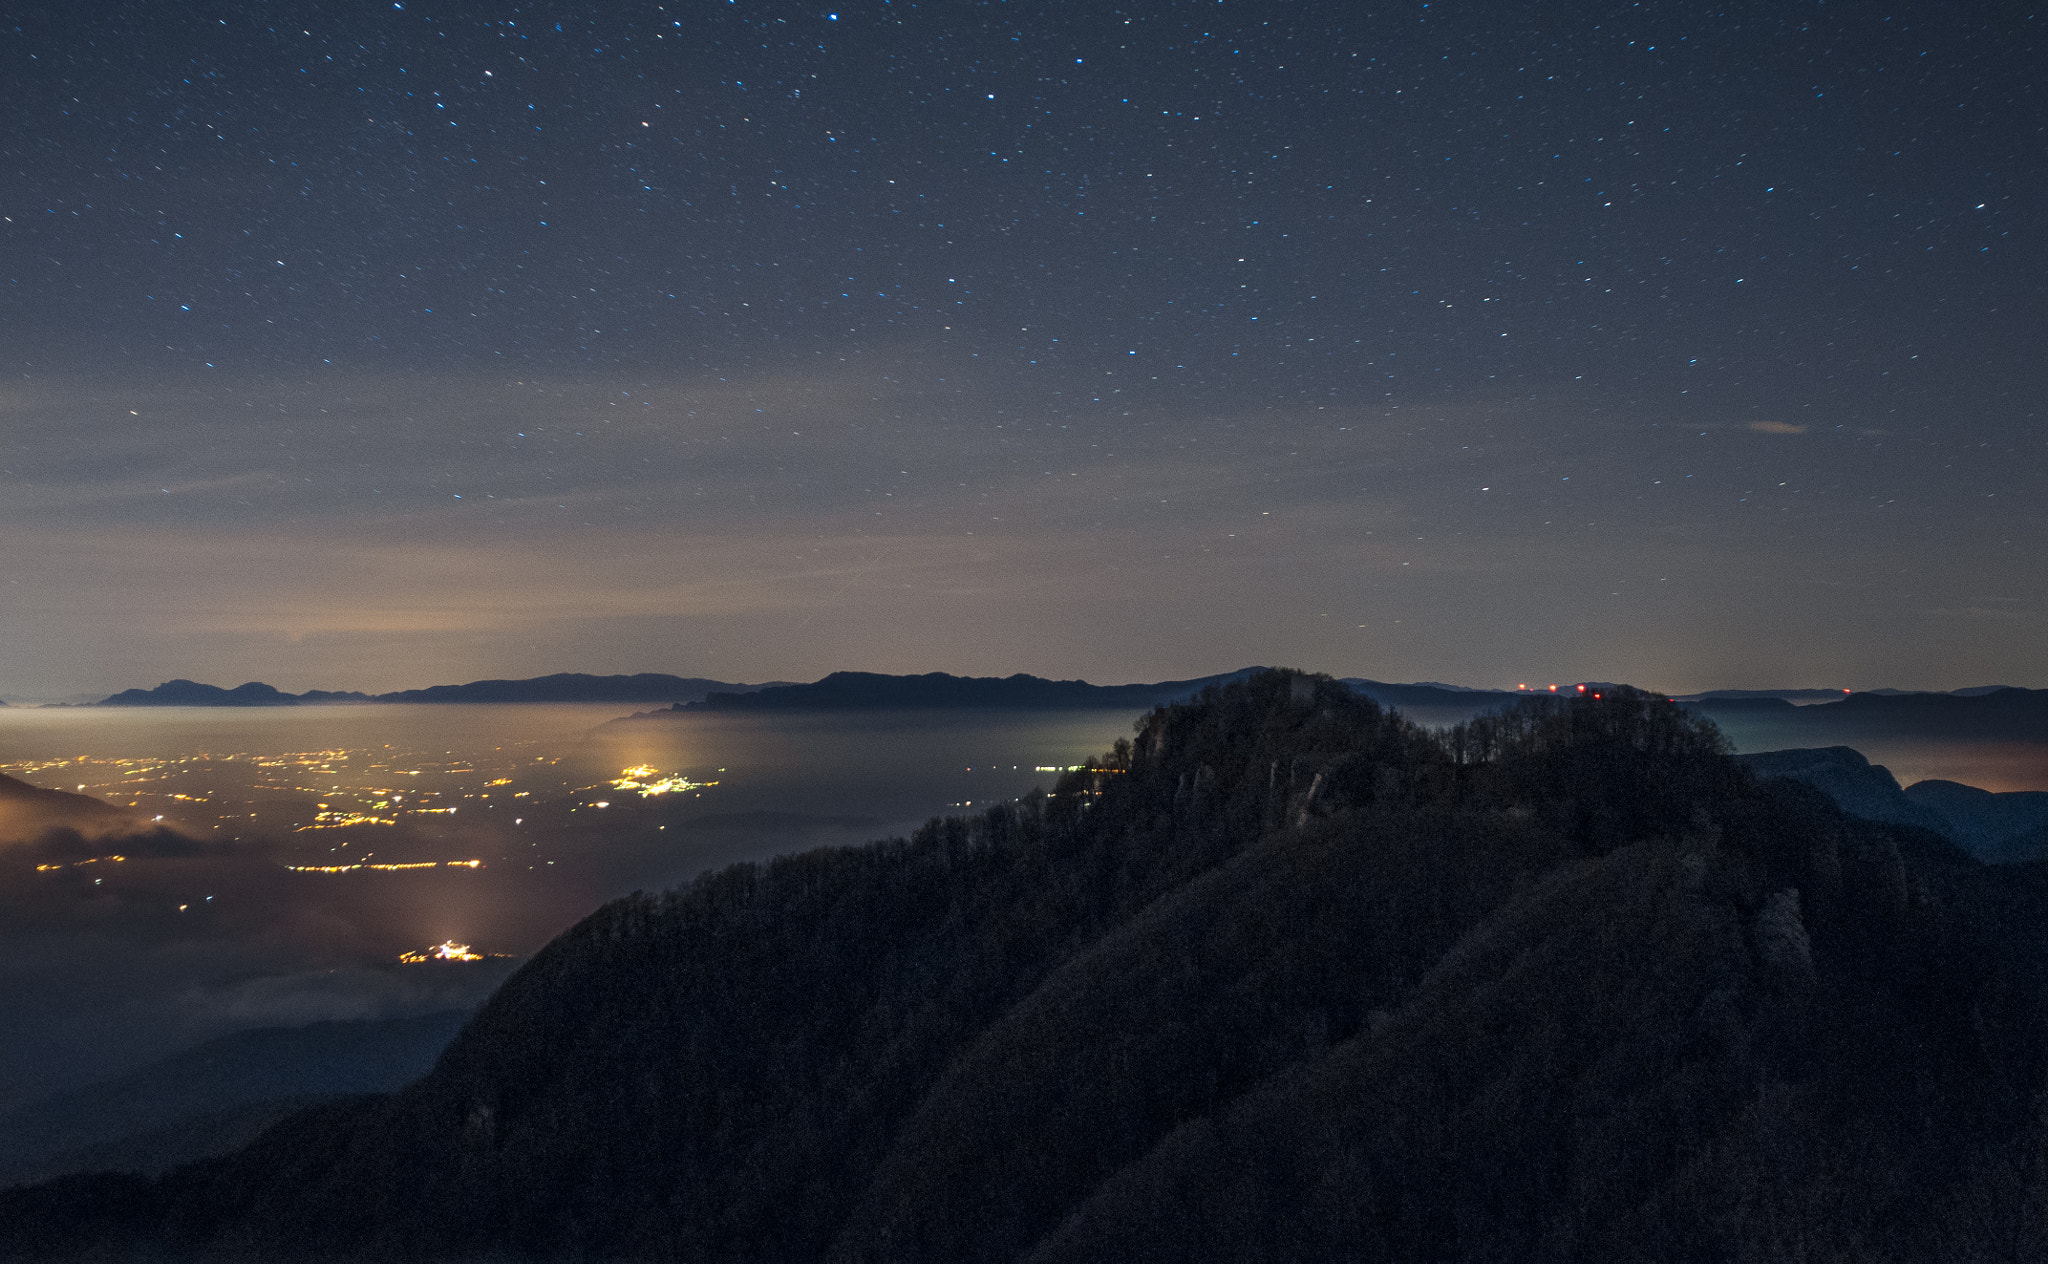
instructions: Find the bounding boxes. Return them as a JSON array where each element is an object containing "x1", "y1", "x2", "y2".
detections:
[
  {"x1": 678, "y1": 667, "x2": 1266, "y2": 711},
  {"x1": 86, "y1": 674, "x2": 2048, "y2": 732},
  {"x1": 1867, "y1": 684, "x2": 2026, "y2": 697},
  {"x1": 97, "y1": 680, "x2": 299, "y2": 707},
  {"x1": 293, "y1": 689, "x2": 375, "y2": 703},
  {"x1": 0, "y1": 773, "x2": 127, "y2": 825},
  {"x1": 1683, "y1": 694, "x2": 1801, "y2": 714},
  {"x1": 1689, "y1": 686, "x2": 2048, "y2": 740},
  {"x1": 1679, "y1": 687, "x2": 2024, "y2": 703},
  {"x1": 1682, "y1": 688, "x2": 1855, "y2": 702},
  {"x1": 1736, "y1": 746, "x2": 1956, "y2": 838},
  {"x1": 1737, "y1": 747, "x2": 2048, "y2": 864},
  {"x1": 0, "y1": 1012, "x2": 468, "y2": 1188},
  {"x1": 0, "y1": 772, "x2": 187, "y2": 853},
  {"x1": 1905, "y1": 779, "x2": 2048, "y2": 864},
  {"x1": 1341, "y1": 678, "x2": 1526, "y2": 711},
  {"x1": 91, "y1": 673, "x2": 763, "y2": 707},
  {"x1": 9, "y1": 673, "x2": 2048, "y2": 1262},
  {"x1": 374, "y1": 672, "x2": 763, "y2": 704}
]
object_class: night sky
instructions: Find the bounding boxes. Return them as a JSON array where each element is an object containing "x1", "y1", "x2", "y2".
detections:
[{"x1": 4, "y1": 0, "x2": 2042, "y2": 698}]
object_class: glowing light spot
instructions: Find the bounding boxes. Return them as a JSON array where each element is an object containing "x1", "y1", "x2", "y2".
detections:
[
  {"x1": 400, "y1": 940, "x2": 484, "y2": 963},
  {"x1": 610, "y1": 766, "x2": 715, "y2": 797}
]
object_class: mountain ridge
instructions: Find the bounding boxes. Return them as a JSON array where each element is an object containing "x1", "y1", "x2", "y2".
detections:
[
  {"x1": 85, "y1": 673, "x2": 764, "y2": 707},
  {"x1": 1739, "y1": 746, "x2": 2048, "y2": 864},
  {"x1": 9, "y1": 674, "x2": 2048, "y2": 1262},
  {"x1": 669, "y1": 667, "x2": 1269, "y2": 713},
  {"x1": 60, "y1": 673, "x2": 2048, "y2": 711}
]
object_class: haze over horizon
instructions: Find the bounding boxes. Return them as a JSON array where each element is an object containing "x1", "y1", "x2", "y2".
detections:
[
  {"x1": 8, "y1": 668, "x2": 2042, "y2": 711},
  {"x1": 4, "y1": 1, "x2": 2040, "y2": 698}
]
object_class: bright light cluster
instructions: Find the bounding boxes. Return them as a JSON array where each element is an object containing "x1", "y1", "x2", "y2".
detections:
[
  {"x1": 3, "y1": 743, "x2": 568, "y2": 838},
  {"x1": 399, "y1": 940, "x2": 485, "y2": 963},
  {"x1": 34, "y1": 855, "x2": 127, "y2": 872},
  {"x1": 296, "y1": 810, "x2": 398, "y2": 831},
  {"x1": 284, "y1": 859, "x2": 483, "y2": 873},
  {"x1": 609, "y1": 765, "x2": 715, "y2": 797}
]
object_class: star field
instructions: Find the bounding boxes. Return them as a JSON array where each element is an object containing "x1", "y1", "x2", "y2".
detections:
[{"x1": 1, "y1": 0, "x2": 2042, "y2": 696}]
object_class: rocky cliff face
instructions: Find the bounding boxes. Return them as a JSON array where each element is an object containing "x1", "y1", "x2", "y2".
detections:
[{"x1": 1741, "y1": 745, "x2": 2048, "y2": 863}]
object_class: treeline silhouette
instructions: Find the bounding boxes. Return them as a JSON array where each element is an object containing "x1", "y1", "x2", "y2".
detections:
[{"x1": 6, "y1": 672, "x2": 2046, "y2": 1262}]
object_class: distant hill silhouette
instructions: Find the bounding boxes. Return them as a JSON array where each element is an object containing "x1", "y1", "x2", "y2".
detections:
[
  {"x1": 0, "y1": 773, "x2": 127, "y2": 825},
  {"x1": 0, "y1": 1012, "x2": 468, "y2": 1188},
  {"x1": 97, "y1": 680, "x2": 300, "y2": 707},
  {"x1": 1739, "y1": 747, "x2": 2048, "y2": 864},
  {"x1": 375, "y1": 672, "x2": 760, "y2": 704},
  {"x1": 1737, "y1": 745, "x2": 1956, "y2": 836},
  {"x1": 0, "y1": 773, "x2": 237, "y2": 869},
  {"x1": 90, "y1": 673, "x2": 765, "y2": 707},
  {"x1": 85, "y1": 673, "x2": 2047, "y2": 731},
  {"x1": 675, "y1": 668, "x2": 1267, "y2": 712},
  {"x1": 92, "y1": 670, "x2": 1271, "y2": 711},
  {"x1": 1688, "y1": 686, "x2": 2048, "y2": 740},
  {"x1": 1907, "y1": 779, "x2": 2048, "y2": 863},
  {"x1": 1341, "y1": 678, "x2": 1527, "y2": 711},
  {"x1": 12, "y1": 675, "x2": 2048, "y2": 1262},
  {"x1": 1683, "y1": 687, "x2": 1856, "y2": 702},
  {"x1": 0, "y1": 772, "x2": 187, "y2": 852}
]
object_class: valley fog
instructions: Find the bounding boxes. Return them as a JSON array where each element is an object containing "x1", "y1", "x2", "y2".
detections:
[{"x1": 0, "y1": 704, "x2": 1138, "y2": 1109}]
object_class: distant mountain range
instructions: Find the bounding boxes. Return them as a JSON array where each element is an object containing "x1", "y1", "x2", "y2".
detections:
[
  {"x1": 54, "y1": 674, "x2": 2048, "y2": 728},
  {"x1": 1684, "y1": 686, "x2": 2048, "y2": 741},
  {"x1": 1738, "y1": 746, "x2": 2048, "y2": 864},
  {"x1": 87, "y1": 673, "x2": 770, "y2": 708},
  {"x1": 658, "y1": 668, "x2": 1269, "y2": 714},
  {"x1": 87, "y1": 669, "x2": 1278, "y2": 711}
]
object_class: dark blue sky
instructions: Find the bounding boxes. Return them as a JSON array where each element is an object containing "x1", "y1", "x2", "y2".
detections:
[{"x1": 3, "y1": 0, "x2": 2041, "y2": 696}]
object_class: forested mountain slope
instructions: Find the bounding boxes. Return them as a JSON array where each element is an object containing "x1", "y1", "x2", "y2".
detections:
[{"x1": 7, "y1": 672, "x2": 2046, "y2": 1262}]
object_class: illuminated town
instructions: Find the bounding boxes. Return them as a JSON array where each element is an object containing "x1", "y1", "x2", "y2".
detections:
[
  {"x1": 397, "y1": 940, "x2": 512, "y2": 964},
  {"x1": 6, "y1": 740, "x2": 751, "y2": 917},
  {"x1": 284, "y1": 859, "x2": 485, "y2": 874},
  {"x1": 610, "y1": 765, "x2": 715, "y2": 797},
  {"x1": 8, "y1": 735, "x2": 1105, "y2": 918},
  {"x1": 1, "y1": 744, "x2": 607, "y2": 840},
  {"x1": 34, "y1": 854, "x2": 127, "y2": 872}
]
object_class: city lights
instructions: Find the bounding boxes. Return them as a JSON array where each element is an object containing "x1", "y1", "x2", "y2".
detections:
[{"x1": 609, "y1": 765, "x2": 715, "y2": 797}]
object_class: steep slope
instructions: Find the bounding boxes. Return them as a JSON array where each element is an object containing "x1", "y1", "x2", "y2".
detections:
[
  {"x1": 0, "y1": 771, "x2": 198, "y2": 858},
  {"x1": 828, "y1": 805, "x2": 1575, "y2": 1263},
  {"x1": 6, "y1": 674, "x2": 2047, "y2": 1263},
  {"x1": 1907, "y1": 778, "x2": 2048, "y2": 863},
  {"x1": 1738, "y1": 747, "x2": 2048, "y2": 864},
  {"x1": 1027, "y1": 820, "x2": 2033, "y2": 1263},
  {"x1": 1737, "y1": 745, "x2": 1955, "y2": 836}
]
